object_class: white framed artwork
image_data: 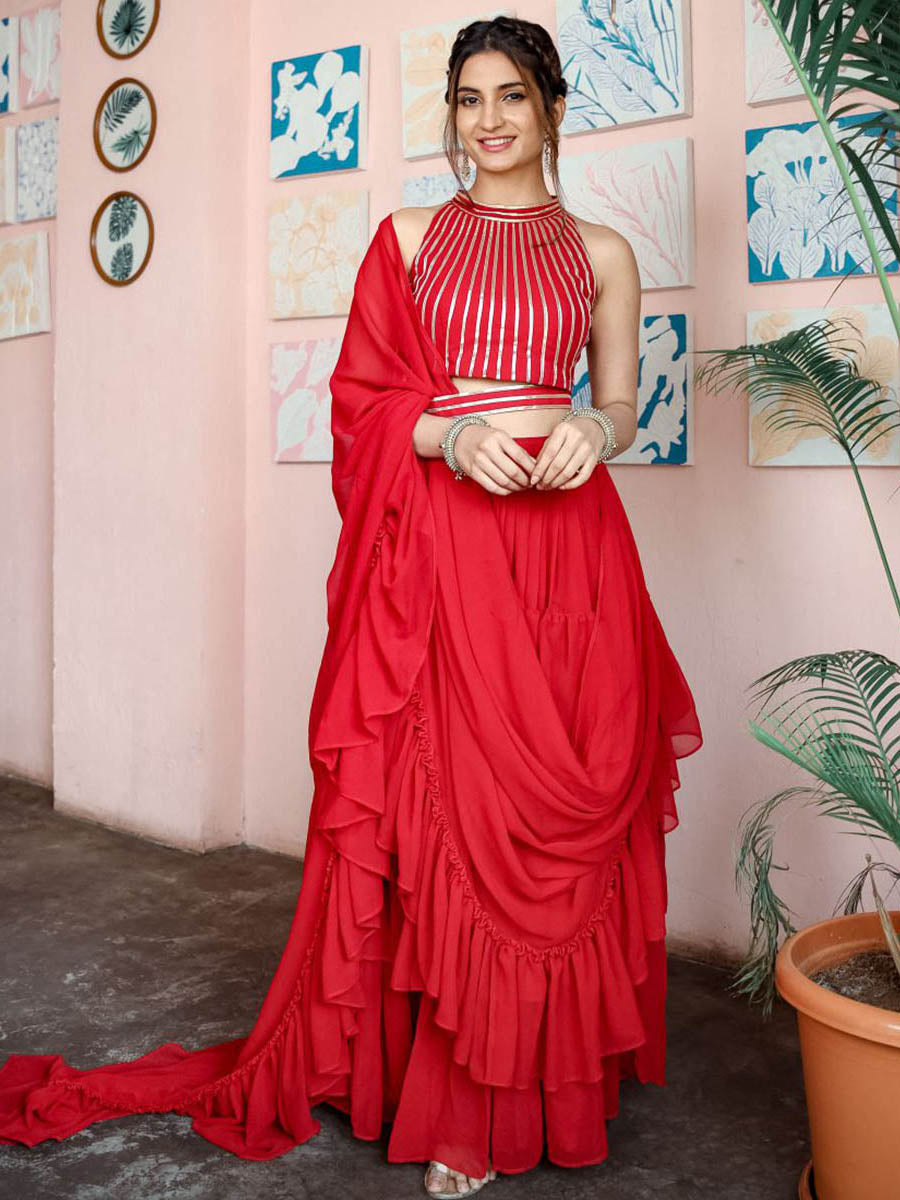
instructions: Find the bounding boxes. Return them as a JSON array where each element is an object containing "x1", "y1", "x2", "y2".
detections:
[
  {"x1": 558, "y1": 136, "x2": 695, "y2": 288},
  {"x1": 0, "y1": 123, "x2": 15, "y2": 224},
  {"x1": 1, "y1": 15, "x2": 19, "y2": 114},
  {"x1": 267, "y1": 188, "x2": 368, "y2": 319},
  {"x1": 557, "y1": 0, "x2": 693, "y2": 133},
  {"x1": 19, "y1": 4, "x2": 61, "y2": 108},
  {"x1": 270, "y1": 336, "x2": 342, "y2": 462},
  {"x1": 746, "y1": 304, "x2": 900, "y2": 467},
  {"x1": 0, "y1": 229, "x2": 51, "y2": 338},
  {"x1": 270, "y1": 45, "x2": 368, "y2": 180},
  {"x1": 16, "y1": 115, "x2": 58, "y2": 221},
  {"x1": 572, "y1": 311, "x2": 694, "y2": 464},
  {"x1": 400, "y1": 10, "x2": 512, "y2": 161}
]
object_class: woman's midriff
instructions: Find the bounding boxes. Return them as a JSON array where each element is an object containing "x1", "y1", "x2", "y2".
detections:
[{"x1": 447, "y1": 376, "x2": 571, "y2": 437}]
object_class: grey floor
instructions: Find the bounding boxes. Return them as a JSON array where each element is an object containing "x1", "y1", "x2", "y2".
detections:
[{"x1": 0, "y1": 775, "x2": 811, "y2": 1200}]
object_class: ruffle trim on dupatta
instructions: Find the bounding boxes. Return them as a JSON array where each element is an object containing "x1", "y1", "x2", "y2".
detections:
[{"x1": 18, "y1": 679, "x2": 688, "y2": 1156}]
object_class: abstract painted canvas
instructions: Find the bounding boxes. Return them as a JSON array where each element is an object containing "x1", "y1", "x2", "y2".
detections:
[
  {"x1": 400, "y1": 9, "x2": 510, "y2": 160},
  {"x1": 746, "y1": 112, "x2": 899, "y2": 282},
  {"x1": 270, "y1": 45, "x2": 368, "y2": 180},
  {"x1": 0, "y1": 124, "x2": 14, "y2": 224},
  {"x1": 267, "y1": 189, "x2": 368, "y2": 318},
  {"x1": 402, "y1": 171, "x2": 460, "y2": 208},
  {"x1": 558, "y1": 137, "x2": 695, "y2": 288},
  {"x1": 270, "y1": 336, "x2": 342, "y2": 462},
  {"x1": 1, "y1": 15, "x2": 18, "y2": 114},
  {"x1": 572, "y1": 311, "x2": 693, "y2": 464},
  {"x1": 16, "y1": 115, "x2": 58, "y2": 221},
  {"x1": 557, "y1": 0, "x2": 692, "y2": 133},
  {"x1": 744, "y1": 0, "x2": 805, "y2": 105},
  {"x1": 0, "y1": 230, "x2": 51, "y2": 339},
  {"x1": 746, "y1": 304, "x2": 900, "y2": 466},
  {"x1": 19, "y1": 4, "x2": 61, "y2": 108}
]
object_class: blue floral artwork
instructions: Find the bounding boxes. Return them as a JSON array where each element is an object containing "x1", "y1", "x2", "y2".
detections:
[
  {"x1": 401, "y1": 172, "x2": 459, "y2": 208},
  {"x1": 1, "y1": 15, "x2": 19, "y2": 115},
  {"x1": 557, "y1": 0, "x2": 691, "y2": 134},
  {"x1": 16, "y1": 115, "x2": 58, "y2": 221},
  {"x1": 745, "y1": 111, "x2": 899, "y2": 282},
  {"x1": 572, "y1": 312, "x2": 692, "y2": 464},
  {"x1": 270, "y1": 45, "x2": 368, "y2": 180}
]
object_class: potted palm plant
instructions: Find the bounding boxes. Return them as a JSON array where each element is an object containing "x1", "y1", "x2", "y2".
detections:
[{"x1": 692, "y1": 3, "x2": 900, "y2": 1197}]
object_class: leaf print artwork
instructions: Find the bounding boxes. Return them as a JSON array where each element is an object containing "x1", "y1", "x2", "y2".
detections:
[
  {"x1": 90, "y1": 190, "x2": 153, "y2": 286},
  {"x1": 19, "y1": 5, "x2": 61, "y2": 108},
  {"x1": 746, "y1": 304, "x2": 900, "y2": 466},
  {"x1": 109, "y1": 193, "x2": 137, "y2": 240},
  {"x1": 95, "y1": 80, "x2": 155, "y2": 170},
  {"x1": 110, "y1": 1, "x2": 147, "y2": 52},
  {"x1": 269, "y1": 45, "x2": 367, "y2": 179},
  {"x1": 745, "y1": 115, "x2": 899, "y2": 282},
  {"x1": 110, "y1": 242, "x2": 134, "y2": 281},
  {"x1": 556, "y1": 0, "x2": 690, "y2": 133},
  {"x1": 102, "y1": 85, "x2": 143, "y2": 131},
  {"x1": 98, "y1": 0, "x2": 158, "y2": 58}
]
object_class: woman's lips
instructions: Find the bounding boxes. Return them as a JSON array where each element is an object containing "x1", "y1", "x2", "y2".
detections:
[{"x1": 477, "y1": 136, "x2": 516, "y2": 153}]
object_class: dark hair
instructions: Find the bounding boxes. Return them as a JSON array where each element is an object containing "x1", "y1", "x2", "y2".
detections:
[{"x1": 441, "y1": 16, "x2": 569, "y2": 210}]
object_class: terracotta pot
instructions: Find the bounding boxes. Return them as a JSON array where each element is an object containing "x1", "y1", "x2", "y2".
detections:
[{"x1": 775, "y1": 909, "x2": 900, "y2": 1200}]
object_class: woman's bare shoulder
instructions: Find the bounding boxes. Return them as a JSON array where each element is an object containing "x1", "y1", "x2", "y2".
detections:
[
  {"x1": 571, "y1": 215, "x2": 639, "y2": 298},
  {"x1": 390, "y1": 204, "x2": 444, "y2": 273}
]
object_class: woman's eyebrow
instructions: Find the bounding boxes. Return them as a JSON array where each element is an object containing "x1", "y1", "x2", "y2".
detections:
[{"x1": 456, "y1": 81, "x2": 526, "y2": 94}]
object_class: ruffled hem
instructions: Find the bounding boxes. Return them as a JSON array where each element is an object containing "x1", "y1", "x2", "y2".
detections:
[{"x1": 0, "y1": 663, "x2": 699, "y2": 1163}]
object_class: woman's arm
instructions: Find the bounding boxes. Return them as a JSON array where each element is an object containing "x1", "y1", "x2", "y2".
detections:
[{"x1": 578, "y1": 221, "x2": 642, "y2": 459}]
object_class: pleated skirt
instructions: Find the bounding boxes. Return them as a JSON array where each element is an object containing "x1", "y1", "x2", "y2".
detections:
[{"x1": 378, "y1": 435, "x2": 698, "y2": 1175}]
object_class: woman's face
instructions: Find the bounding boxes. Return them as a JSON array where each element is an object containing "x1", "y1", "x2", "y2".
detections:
[{"x1": 454, "y1": 50, "x2": 560, "y2": 179}]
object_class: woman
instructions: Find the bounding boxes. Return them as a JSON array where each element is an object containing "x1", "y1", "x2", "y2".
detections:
[{"x1": 0, "y1": 15, "x2": 702, "y2": 1199}]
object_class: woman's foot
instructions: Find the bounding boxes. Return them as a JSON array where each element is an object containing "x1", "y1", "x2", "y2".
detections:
[{"x1": 424, "y1": 1160, "x2": 497, "y2": 1197}]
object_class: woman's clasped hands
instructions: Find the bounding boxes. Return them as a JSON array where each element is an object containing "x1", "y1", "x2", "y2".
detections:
[{"x1": 451, "y1": 415, "x2": 606, "y2": 495}]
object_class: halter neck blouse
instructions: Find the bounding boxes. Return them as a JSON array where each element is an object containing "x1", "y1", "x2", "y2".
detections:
[{"x1": 409, "y1": 189, "x2": 597, "y2": 393}]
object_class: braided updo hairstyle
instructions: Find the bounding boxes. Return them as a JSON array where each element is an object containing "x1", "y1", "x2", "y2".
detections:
[{"x1": 441, "y1": 16, "x2": 569, "y2": 208}]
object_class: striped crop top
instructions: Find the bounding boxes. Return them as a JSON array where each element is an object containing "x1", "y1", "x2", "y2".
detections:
[{"x1": 408, "y1": 189, "x2": 597, "y2": 394}]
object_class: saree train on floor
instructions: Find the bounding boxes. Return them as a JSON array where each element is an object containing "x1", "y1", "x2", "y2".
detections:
[{"x1": 0, "y1": 213, "x2": 703, "y2": 1176}]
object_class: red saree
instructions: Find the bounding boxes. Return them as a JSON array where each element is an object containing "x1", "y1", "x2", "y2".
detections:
[{"x1": 0, "y1": 213, "x2": 703, "y2": 1174}]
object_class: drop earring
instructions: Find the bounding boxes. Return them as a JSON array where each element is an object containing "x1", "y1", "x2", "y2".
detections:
[
  {"x1": 459, "y1": 147, "x2": 472, "y2": 182},
  {"x1": 543, "y1": 138, "x2": 552, "y2": 175}
]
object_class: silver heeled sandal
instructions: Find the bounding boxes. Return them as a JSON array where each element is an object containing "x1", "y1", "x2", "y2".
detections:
[{"x1": 424, "y1": 1160, "x2": 497, "y2": 1199}]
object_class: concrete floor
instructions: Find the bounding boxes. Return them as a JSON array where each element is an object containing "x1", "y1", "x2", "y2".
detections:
[{"x1": 0, "y1": 775, "x2": 811, "y2": 1200}]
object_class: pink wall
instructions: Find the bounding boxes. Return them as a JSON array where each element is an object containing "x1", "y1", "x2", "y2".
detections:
[
  {"x1": 2, "y1": 0, "x2": 898, "y2": 951},
  {"x1": 0, "y1": 0, "x2": 55, "y2": 787}
]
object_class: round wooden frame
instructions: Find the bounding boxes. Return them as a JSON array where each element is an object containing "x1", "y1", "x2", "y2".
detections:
[
  {"x1": 89, "y1": 190, "x2": 155, "y2": 286},
  {"x1": 93, "y1": 77, "x2": 157, "y2": 172},
  {"x1": 96, "y1": 0, "x2": 161, "y2": 60}
]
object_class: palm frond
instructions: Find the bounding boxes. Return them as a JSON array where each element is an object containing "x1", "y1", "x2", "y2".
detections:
[
  {"x1": 694, "y1": 317, "x2": 900, "y2": 462},
  {"x1": 745, "y1": 649, "x2": 900, "y2": 847},
  {"x1": 730, "y1": 786, "x2": 816, "y2": 1017}
]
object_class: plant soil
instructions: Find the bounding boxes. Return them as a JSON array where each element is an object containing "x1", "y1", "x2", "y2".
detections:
[{"x1": 809, "y1": 949, "x2": 900, "y2": 1011}]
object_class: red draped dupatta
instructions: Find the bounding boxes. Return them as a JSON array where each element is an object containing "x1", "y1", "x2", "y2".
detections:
[{"x1": 0, "y1": 213, "x2": 702, "y2": 1159}]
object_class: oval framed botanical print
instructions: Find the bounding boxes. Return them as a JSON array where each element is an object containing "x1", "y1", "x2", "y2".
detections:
[
  {"x1": 90, "y1": 191, "x2": 154, "y2": 286},
  {"x1": 93, "y1": 78, "x2": 157, "y2": 172},
  {"x1": 96, "y1": 0, "x2": 160, "y2": 59}
]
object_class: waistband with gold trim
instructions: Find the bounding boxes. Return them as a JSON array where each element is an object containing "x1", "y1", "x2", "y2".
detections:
[{"x1": 425, "y1": 383, "x2": 573, "y2": 420}]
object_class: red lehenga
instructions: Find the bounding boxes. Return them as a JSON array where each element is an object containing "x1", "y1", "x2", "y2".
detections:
[{"x1": 0, "y1": 213, "x2": 702, "y2": 1176}]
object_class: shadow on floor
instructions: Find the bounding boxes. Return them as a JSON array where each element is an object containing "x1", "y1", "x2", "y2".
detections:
[{"x1": 0, "y1": 775, "x2": 809, "y2": 1200}]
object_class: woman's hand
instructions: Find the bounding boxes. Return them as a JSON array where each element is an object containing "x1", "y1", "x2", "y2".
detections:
[
  {"x1": 452, "y1": 424, "x2": 537, "y2": 495},
  {"x1": 529, "y1": 416, "x2": 606, "y2": 490}
]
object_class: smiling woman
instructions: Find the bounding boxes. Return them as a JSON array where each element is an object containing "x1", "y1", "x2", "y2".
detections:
[{"x1": 0, "y1": 14, "x2": 701, "y2": 1200}]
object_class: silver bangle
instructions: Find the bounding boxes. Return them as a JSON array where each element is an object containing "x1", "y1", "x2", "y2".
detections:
[
  {"x1": 439, "y1": 413, "x2": 491, "y2": 480},
  {"x1": 560, "y1": 405, "x2": 617, "y2": 462}
]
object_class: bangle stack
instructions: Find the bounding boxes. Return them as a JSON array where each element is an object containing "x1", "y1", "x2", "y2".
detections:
[
  {"x1": 560, "y1": 405, "x2": 617, "y2": 462},
  {"x1": 439, "y1": 413, "x2": 491, "y2": 480}
]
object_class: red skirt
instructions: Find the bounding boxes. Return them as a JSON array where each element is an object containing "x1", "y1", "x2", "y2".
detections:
[{"x1": 0, "y1": 436, "x2": 702, "y2": 1172}]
